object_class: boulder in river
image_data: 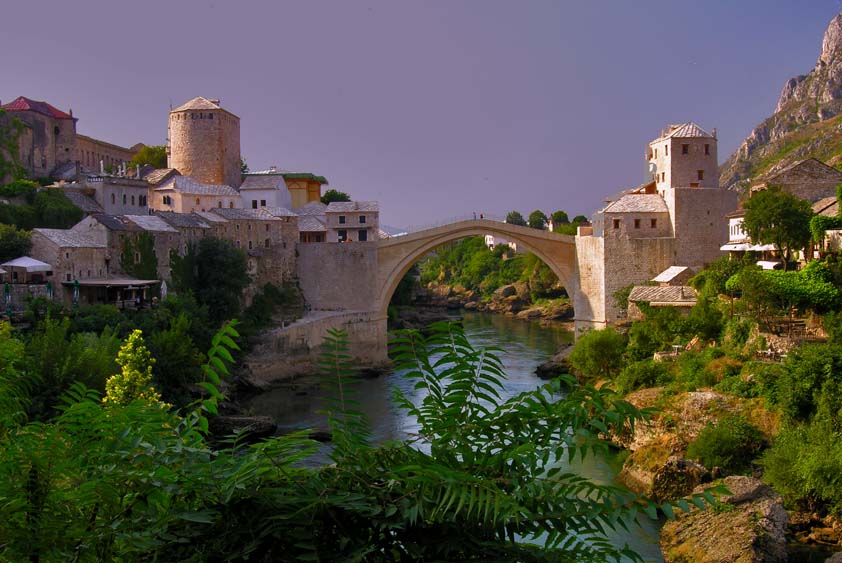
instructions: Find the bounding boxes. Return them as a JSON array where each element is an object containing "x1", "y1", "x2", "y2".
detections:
[
  {"x1": 535, "y1": 343, "x2": 574, "y2": 379},
  {"x1": 209, "y1": 415, "x2": 277, "y2": 443}
]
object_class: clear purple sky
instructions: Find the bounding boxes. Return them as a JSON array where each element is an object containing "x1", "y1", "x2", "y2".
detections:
[{"x1": 1, "y1": 1, "x2": 839, "y2": 227}]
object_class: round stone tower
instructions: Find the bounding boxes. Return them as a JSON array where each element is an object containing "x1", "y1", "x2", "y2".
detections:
[{"x1": 167, "y1": 97, "x2": 241, "y2": 188}]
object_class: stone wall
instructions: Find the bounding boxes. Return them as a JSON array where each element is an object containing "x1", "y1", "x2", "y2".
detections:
[
  {"x1": 297, "y1": 242, "x2": 378, "y2": 311},
  {"x1": 242, "y1": 311, "x2": 388, "y2": 387},
  {"x1": 669, "y1": 187, "x2": 737, "y2": 268},
  {"x1": 76, "y1": 135, "x2": 138, "y2": 172},
  {"x1": 573, "y1": 234, "x2": 606, "y2": 333},
  {"x1": 5, "y1": 284, "x2": 54, "y2": 313}
]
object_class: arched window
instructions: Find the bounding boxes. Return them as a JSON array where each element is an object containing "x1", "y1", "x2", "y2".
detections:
[
  {"x1": 131, "y1": 195, "x2": 135, "y2": 205},
  {"x1": 218, "y1": 201, "x2": 222, "y2": 208},
  {"x1": 196, "y1": 198, "x2": 200, "y2": 205},
  {"x1": 229, "y1": 201, "x2": 234, "y2": 208},
  {"x1": 123, "y1": 194, "x2": 127, "y2": 205},
  {"x1": 111, "y1": 193, "x2": 115, "y2": 205}
]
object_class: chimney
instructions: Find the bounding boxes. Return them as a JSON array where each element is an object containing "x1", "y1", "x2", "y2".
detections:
[
  {"x1": 269, "y1": 165, "x2": 277, "y2": 173},
  {"x1": 100, "y1": 160, "x2": 104, "y2": 175},
  {"x1": 712, "y1": 128, "x2": 717, "y2": 139},
  {"x1": 69, "y1": 108, "x2": 73, "y2": 117},
  {"x1": 209, "y1": 98, "x2": 220, "y2": 105},
  {"x1": 136, "y1": 164, "x2": 141, "y2": 179}
]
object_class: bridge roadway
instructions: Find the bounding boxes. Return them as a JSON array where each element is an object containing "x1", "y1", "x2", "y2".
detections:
[{"x1": 375, "y1": 219, "x2": 578, "y2": 317}]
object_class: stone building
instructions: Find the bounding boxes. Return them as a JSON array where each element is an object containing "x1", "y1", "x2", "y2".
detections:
[
  {"x1": 30, "y1": 228, "x2": 108, "y2": 286},
  {"x1": 750, "y1": 158, "x2": 842, "y2": 202},
  {"x1": 167, "y1": 97, "x2": 241, "y2": 189},
  {"x1": 150, "y1": 175, "x2": 241, "y2": 213},
  {"x1": 1, "y1": 96, "x2": 142, "y2": 181},
  {"x1": 282, "y1": 172, "x2": 328, "y2": 209},
  {"x1": 239, "y1": 169, "x2": 292, "y2": 209},
  {"x1": 574, "y1": 122, "x2": 737, "y2": 330},
  {"x1": 325, "y1": 201, "x2": 379, "y2": 242}
]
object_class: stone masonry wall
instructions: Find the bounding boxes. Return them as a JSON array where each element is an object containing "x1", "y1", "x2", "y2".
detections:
[
  {"x1": 574, "y1": 234, "x2": 606, "y2": 333},
  {"x1": 168, "y1": 109, "x2": 240, "y2": 188},
  {"x1": 669, "y1": 187, "x2": 738, "y2": 268},
  {"x1": 297, "y1": 242, "x2": 378, "y2": 311},
  {"x1": 602, "y1": 236, "x2": 675, "y2": 324}
]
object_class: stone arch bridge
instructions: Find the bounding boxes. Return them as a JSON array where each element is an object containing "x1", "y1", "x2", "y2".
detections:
[{"x1": 375, "y1": 219, "x2": 577, "y2": 316}]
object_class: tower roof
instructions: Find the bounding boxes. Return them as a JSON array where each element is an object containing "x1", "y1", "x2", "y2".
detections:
[
  {"x1": 657, "y1": 122, "x2": 714, "y2": 140},
  {"x1": 171, "y1": 96, "x2": 224, "y2": 112},
  {"x1": 2, "y1": 96, "x2": 76, "y2": 120}
]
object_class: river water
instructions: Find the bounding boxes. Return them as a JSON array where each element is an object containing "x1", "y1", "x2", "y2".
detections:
[{"x1": 247, "y1": 310, "x2": 664, "y2": 562}]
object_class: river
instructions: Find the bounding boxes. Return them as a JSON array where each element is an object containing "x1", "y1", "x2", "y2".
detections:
[{"x1": 246, "y1": 310, "x2": 664, "y2": 562}]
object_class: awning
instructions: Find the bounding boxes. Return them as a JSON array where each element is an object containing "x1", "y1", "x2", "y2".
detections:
[
  {"x1": 749, "y1": 244, "x2": 777, "y2": 251},
  {"x1": 61, "y1": 277, "x2": 160, "y2": 287},
  {"x1": 0, "y1": 268, "x2": 6, "y2": 275},
  {"x1": 757, "y1": 260, "x2": 783, "y2": 270},
  {"x1": 720, "y1": 243, "x2": 751, "y2": 251},
  {"x1": 0, "y1": 256, "x2": 52, "y2": 272}
]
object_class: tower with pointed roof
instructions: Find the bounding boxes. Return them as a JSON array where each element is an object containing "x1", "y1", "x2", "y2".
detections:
[{"x1": 167, "y1": 97, "x2": 241, "y2": 188}]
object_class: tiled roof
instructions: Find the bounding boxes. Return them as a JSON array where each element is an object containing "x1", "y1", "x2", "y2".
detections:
[
  {"x1": 296, "y1": 201, "x2": 327, "y2": 216},
  {"x1": 239, "y1": 174, "x2": 286, "y2": 190},
  {"x1": 652, "y1": 266, "x2": 691, "y2": 283},
  {"x1": 326, "y1": 201, "x2": 379, "y2": 212},
  {"x1": 264, "y1": 207, "x2": 297, "y2": 217},
  {"x1": 90, "y1": 214, "x2": 140, "y2": 232},
  {"x1": 157, "y1": 176, "x2": 239, "y2": 196},
  {"x1": 282, "y1": 172, "x2": 328, "y2": 185},
  {"x1": 298, "y1": 216, "x2": 326, "y2": 232},
  {"x1": 2, "y1": 96, "x2": 75, "y2": 120},
  {"x1": 602, "y1": 194, "x2": 668, "y2": 213},
  {"x1": 155, "y1": 211, "x2": 211, "y2": 229},
  {"x1": 210, "y1": 208, "x2": 280, "y2": 221},
  {"x1": 629, "y1": 285, "x2": 697, "y2": 304},
  {"x1": 34, "y1": 228, "x2": 105, "y2": 248},
  {"x1": 125, "y1": 215, "x2": 179, "y2": 232},
  {"x1": 63, "y1": 190, "x2": 103, "y2": 214},
  {"x1": 659, "y1": 122, "x2": 714, "y2": 139},
  {"x1": 171, "y1": 97, "x2": 223, "y2": 112},
  {"x1": 195, "y1": 211, "x2": 228, "y2": 223},
  {"x1": 813, "y1": 196, "x2": 839, "y2": 217},
  {"x1": 142, "y1": 168, "x2": 180, "y2": 186}
]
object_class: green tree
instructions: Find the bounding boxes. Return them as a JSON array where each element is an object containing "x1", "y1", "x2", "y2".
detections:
[
  {"x1": 0, "y1": 224, "x2": 30, "y2": 263},
  {"x1": 240, "y1": 157, "x2": 249, "y2": 174},
  {"x1": 33, "y1": 189, "x2": 84, "y2": 228},
  {"x1": 0, "y1": 109, "x2": 26, "y2": 182},
  {"x1": 686, "y1": 415, "x2": 766, "y2": 474},
  {"x1": 742, "y1": 185, "x2": 812, "y2": 267},
  {"x1": 569, "y1": 327, "x2": 627, "y2": 381},
  {"x1": 505, "y1": 210, "x2": 527, "y2": 226},
  {"x1": 103, "y1": 329, "x2": 162, "y2": 407},
  {"x1": 129, "y1": 145, "x2": 167, "y2": 169},
  {"x1": 320, "y1": 188, "x2": 351, "y2": 204},
  {"x1": 528, "y1": 209, "x2": 548, "y2": 230},
  {"x1": 550, "y1": 210, "x2": 569, "y2": 225},
  {"x1": 120, "y1": 232, "x2": 159, "y2": 280},
  {"x1": 572, "y1": 214, "x2": 589, "y2": 224},
  {"x1": 188, "y1": 238, "x2": 250, "y2": 325}
]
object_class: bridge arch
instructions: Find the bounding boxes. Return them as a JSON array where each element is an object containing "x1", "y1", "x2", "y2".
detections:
[{"x1": 375, "y1": 219, "x2": 578, "y2": 317}]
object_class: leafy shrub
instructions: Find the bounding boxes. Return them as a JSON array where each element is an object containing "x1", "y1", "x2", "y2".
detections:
[
  {"x1": 614, "y1": 359, "x2": 671, "y2": 394},
  {"x1": 568, "y1": 327, "x2": 627, "y2": 381},
  {"x1": 0, "y1": 179, "x2": 37, "y2": 202},
  {"x1": 774, "y1": 344, "x2": 842, "y2": 423},
  {"x1": 686, "y1": 415, "x2": 767, "y2": 474}
]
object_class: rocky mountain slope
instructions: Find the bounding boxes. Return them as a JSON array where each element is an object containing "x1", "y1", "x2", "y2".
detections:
[{"x1": 720, "y1": 13, "x2": 842, "y2": 189}]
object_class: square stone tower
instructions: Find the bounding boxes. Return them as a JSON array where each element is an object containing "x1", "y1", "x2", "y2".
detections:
[{"x1": 167, "y1": 97, "x2": 241, "y2": 189}]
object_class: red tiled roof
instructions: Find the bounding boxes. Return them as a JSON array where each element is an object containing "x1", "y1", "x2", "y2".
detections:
[{"x1": 1, "y1": 96, "x2": 75, "y2": 120}]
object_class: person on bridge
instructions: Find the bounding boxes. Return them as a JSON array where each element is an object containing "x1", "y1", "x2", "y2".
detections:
[{"x1": 480, "y1": 213, "x2": 484, "y2": 219}]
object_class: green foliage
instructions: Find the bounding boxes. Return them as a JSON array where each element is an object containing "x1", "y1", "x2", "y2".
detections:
[
  {"x1": 0, "y1": 321, "x2": 30, "y2": 434},
  {"x1": 528, "y1": 209, "x2": 548, "y2": 229},
  {"x1": 129, "y1": 145, "x2": 167, "y2": 169},
  {"x1": 772, "y1": 344, "x2": 842, "y2": 424},
  {"x1": 625, "y1": 306, "x2": 687, "y2": 361},
  {"x1": 686, "y1": 415, "x2": 767, "y2": 474},
  {"x1": 320, "y1": 188, "x2": 351, "y2": 204},
  {"x1": 551, "y1": 210, "x2": 569, "y2": 225},
  {"x1": 572, "y1": 214, "x2": 588, "y2": 224},
  {"x1": 742, "y1": 185, "x2": 813, "y2": 264},
  {"x1": 147, "y1": 314, "x2": 204, "y2": 406},
  {"x1": 727, "y1": 262, "x2": 841, "y2": 317},
  {"x1": 810, "y1": 214, "x2": 842, "y2": 243},
  {"x1": 103, "y1": 330, "x2": 162, "y2": 407},
  {"x1": 0, "y1": 109, "x2": 26, "y2": 182},
  {"x1": 170, "y1": 238, "x2": 249, "y2": 326},
  {"x1": 0, "y1": 223, "x2": 30, "y2": 262},
  {"x1": 613, "y1": 283, "x2": 636, "y2": 315},
  {"x1": 32, "y1": 189, "x2": 84, "y2": 228},
  {"x1": 689, "y1": 256, "x2": 742, "y2": 298},
  {"x1": 569, "y1": 327, "x2": 627, "y2": 381},
  {"x1": 615, "y1": 359, "x2": 670, "y2": 395},
  {"x1": 505, "y1": 210, "x2": 527, "y2": 226},
  {"x1": 0, "y1": 178, "x2": 38, "y2": 202},
  {"x1": 120, "y1": 232, "x2": 159, "y2": 281}
]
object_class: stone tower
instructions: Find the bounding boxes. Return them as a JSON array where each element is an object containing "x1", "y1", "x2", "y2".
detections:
[{"x1": 167, "y1": 97, "x2": 241, "y2": 188}]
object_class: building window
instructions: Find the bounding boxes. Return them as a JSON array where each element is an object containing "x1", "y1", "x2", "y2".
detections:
[
  {"x1": 260, "y1": 200, "x2": 266, "y2": 207},
  {"x1": 661, "y1": 172, "x2": 665, "y2": 182},
  {"x1": 66, "y1": 273, "x2": 71, "y2": 282},
  {"x1": 612, "y1": 218, "x2": 620, "y2": 229},
  {"x1": 111, "y1": 193, "x2": 115, "y2": 205},
  {"x1": 654, "y1": 148, "x2": 658, "y2": 158},
  {"x1": 705, "y1": 144, "x2": 710, "y2": 155},
  {"x1": 651, "y1": 218, "x2": 657, "y2": 228},
  {"x1": 265, "y1": 224, "x2": 270, "y2": 232},
  {"x1": 209, "y1": 113, "x2": 213, "y2": 120},
  {"x1": 359, "y1": 215, "x2": 366, "y2": 224},
  {"x1": 697, "y1": 170, "x2": 704, "y2": 181},
  {"x1": 252, "y1": 200, "x2": 258, "y2": 209},
  {"x1": 131, "y1": 195, "x2": 135, "y2": 205},
  {"x1": 265, "y1": 238, "x2": 270, "y2": 248},
  {"x1": 665, "y1": 144, "x2": 669, "y2": 156},
  {"x1": 65, "y1": 252, "x2": 69, "y2": 259},
  {"x1": 229, "y1": 201, "x2": 234, "y2": 208},
  {"x1": 339, "y1": 215, "x2": 346, "y2": 224},
  {"x1": 634, "y1": 219, "x2": 640, "y2": 229},
  {"x1": 123, "y1": 194, "x2": 127, "y2": 205},
  {"x1": 338, "y1": 229, "x2": 347, "y2": 241},
  {"x1": 235, "y1": 240, "x2": 240, "y2": 248},
  {"x1": 358, "y1": 229, "x2": 368, "y2": 242},
  {"x1": 248, "y1": 240, "x2": 253, "y2": 250},
  {"x1": 218, "y1": 201, "x2": 222, "y2": 208},
  {"x1": 134, "y1": 252, "x2": 140, "y2": 264},
  {"x1": 196, "y1": 198, "x2": 201, "y2": 205},
  {"x1": 682, "y1": 144, "x2": 689, "y2": 155}
]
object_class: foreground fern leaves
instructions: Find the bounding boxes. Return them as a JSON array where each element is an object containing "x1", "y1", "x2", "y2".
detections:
[{"x1": 0, "y1": 320, "x2": 721, "y2": 562}]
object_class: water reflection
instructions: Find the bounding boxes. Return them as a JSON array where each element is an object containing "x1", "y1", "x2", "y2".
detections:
[{"x1": 246, "y1": 311, "x2": 663, "y2": 562}]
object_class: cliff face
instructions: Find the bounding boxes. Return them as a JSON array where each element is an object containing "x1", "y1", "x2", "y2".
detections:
[{"x1": 720, "y1": 13, "x2": 842, "y2": 189}]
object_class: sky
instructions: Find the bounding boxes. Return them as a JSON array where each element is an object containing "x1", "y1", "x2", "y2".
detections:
[{"x1": 2, "y1": 1, "x2": 841, "y2": 228}]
